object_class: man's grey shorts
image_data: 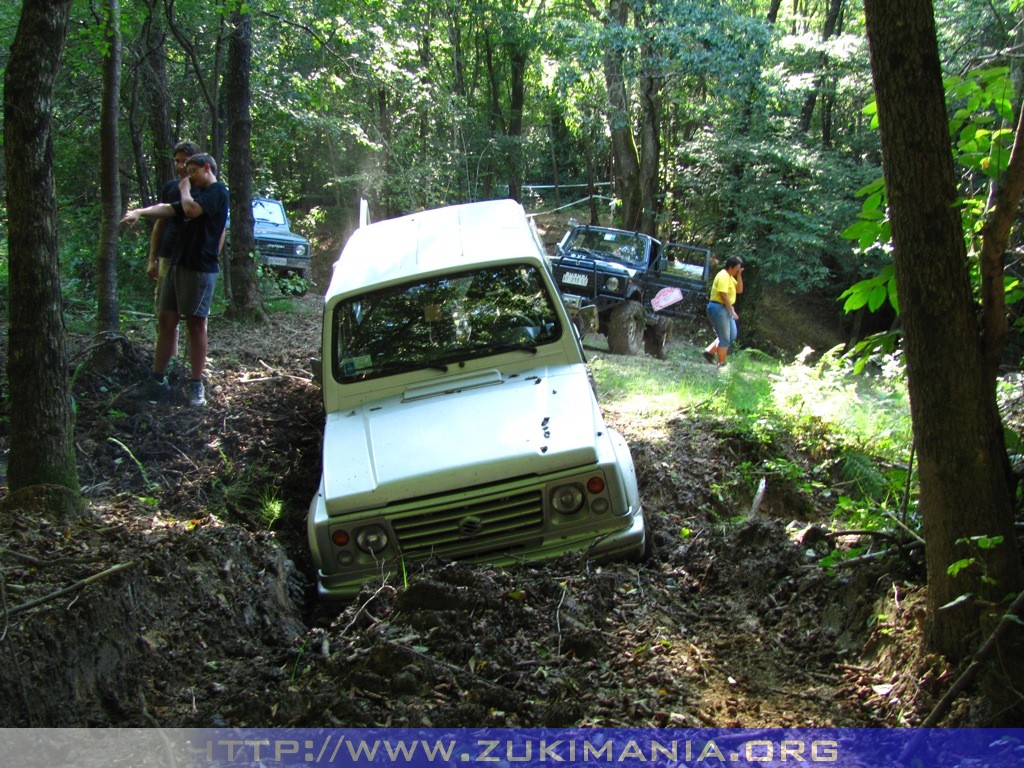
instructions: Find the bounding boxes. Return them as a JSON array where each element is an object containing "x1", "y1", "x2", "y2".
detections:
[{"x1": 158, "y1": 265, "x2": 217, "y2": 317}]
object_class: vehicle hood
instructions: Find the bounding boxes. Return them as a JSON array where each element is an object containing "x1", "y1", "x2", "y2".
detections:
[
  {"x1": 253, "y1": 222, "x2": 308, "y2": 244},
  {"x1": 556, "y1": 251, "x2": 638, "y2": 277},
  {"x1": 321, "y1": 366, "x2": 602, "y2": 514}
]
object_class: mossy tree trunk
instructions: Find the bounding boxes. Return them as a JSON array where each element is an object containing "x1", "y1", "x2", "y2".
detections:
[{"x1": 4, "y1": 0, "x2": 81, "y2": 507}]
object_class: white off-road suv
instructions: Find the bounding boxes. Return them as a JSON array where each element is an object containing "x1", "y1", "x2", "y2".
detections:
[{"x1": 307, "y1": 200, "x2": 647, "y2": 598}]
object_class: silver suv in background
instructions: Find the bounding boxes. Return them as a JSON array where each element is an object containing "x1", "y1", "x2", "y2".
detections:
[{"x1": 252, "y1": 197, "x2": 311, "y2": 281}]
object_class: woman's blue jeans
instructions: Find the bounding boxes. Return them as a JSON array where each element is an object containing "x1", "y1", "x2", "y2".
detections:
[{"x1": 706, "y1": 301, "x2": 737, "y2": 349}]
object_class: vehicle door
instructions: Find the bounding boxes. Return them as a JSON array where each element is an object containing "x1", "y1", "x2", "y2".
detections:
[{"x1": 644, "y1": 243, "x2": 712, "y2": 319}]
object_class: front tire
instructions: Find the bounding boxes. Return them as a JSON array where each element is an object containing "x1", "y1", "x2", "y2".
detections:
[
  {"x1": 607, "y1": 301, "x2": 645, "y2": 356},
  {"x1": 644, "y1": 316, "x2": 673, "y2": 359}
]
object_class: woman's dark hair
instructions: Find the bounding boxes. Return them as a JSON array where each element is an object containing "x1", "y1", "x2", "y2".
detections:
[{"x1": 725, "y1": 256, "x2": 744, "y2": 269}]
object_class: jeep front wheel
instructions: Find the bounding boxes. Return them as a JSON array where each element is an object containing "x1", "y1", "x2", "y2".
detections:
[
  {"x1": 644, "y1": 316, "x2": 673, "y2": 359},
  {"x1": 607, "y1": 300, "x2": 645, "y2": 356}
]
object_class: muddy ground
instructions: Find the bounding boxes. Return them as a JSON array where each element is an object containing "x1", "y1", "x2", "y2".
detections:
[{"x1": 0, "y1": 295, "x2": 977, "y2": 729}]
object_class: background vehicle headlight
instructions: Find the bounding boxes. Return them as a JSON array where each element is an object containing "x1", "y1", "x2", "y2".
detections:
[
  {"x1": 604, "y1": 277, "x2": 620, "y2": 291},
  {"x1": 355, "y1": 524, "x2": 389, "y2": 554},
  {"x1": 551, "y1": 484, "x2": 585, "y2": 514},
  {"x1": 295, "y1": 244, "x2": 308, "y2": 256}
]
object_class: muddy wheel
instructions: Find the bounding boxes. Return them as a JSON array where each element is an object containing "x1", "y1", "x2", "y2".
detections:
[
  {"x1": 607, "y1": 301, "x2": 645, "y2": 356},
  {"x1": 644, "y1": 316, "x2": 673, "y2": 359}
]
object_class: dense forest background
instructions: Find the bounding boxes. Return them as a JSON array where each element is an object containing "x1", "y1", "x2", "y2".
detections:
[
  {"x1": 0, "y1": 0, "x2": 1018, "y2": 312},
  {"x1": 0, "y1": 0, "x2": 960, "y2": 306}
]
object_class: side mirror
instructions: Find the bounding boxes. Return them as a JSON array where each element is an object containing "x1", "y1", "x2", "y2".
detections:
[
  {"x1": 575, "y1": 304, "x2": 599, "y2": 336},
  {"x1": 310, "y1": 357, "x2": 323, "y2": 387},
  {"x1": 567, "y1": 217, "x2": 579, "y2": 229}
]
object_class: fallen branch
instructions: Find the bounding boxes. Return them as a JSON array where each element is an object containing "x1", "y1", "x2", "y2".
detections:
[
  {"x1": 5, "y1": 561, "x2": 136, "y2": 618},
  {"x1": 0, "y1": 547, "x2": 103, "y2": 567},
  {"x1": 829, "y1": 542, "x2": 923, "y2": 569},
  {"x1": 884, "y1": 511, "x2": 926, "y2": 545},
  {"x1": 337, "y1": 583, "x2": 396, "y2": 637},
  {"x1": 378, "y1": 637, "x2": 520, "y2": 699},
  {"x1": 825, "y1": 529, "x2": 901, "y2": 543}
]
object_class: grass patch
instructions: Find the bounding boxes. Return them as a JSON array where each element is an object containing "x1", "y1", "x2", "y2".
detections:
[{"x1": 590, "y1": 339, "x2": 916, "y2": 533}]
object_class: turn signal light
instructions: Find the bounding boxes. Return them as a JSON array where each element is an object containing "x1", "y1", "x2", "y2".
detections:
[{"x1": 331, "y1": 529, "x2": 350, "y2": 547}]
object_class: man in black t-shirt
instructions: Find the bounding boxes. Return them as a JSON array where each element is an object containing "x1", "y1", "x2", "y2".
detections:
[
  {"x1": 122, "y1": 153, "x2": 229, "y2": 407},
  {"x1": 146, "y1": 140, "x2": 201, "y2": 314}
]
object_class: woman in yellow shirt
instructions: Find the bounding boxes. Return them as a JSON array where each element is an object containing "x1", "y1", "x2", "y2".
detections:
[{"x1": 702, "y1": 256, "x2": 744, "y2": 365}]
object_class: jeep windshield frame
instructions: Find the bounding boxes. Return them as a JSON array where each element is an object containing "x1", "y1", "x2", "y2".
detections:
[
  {"x1": 252, "y1": 198, "x2": 288, "y2": 226},
  {"x1": 331, "y1": 263, "x2": 563, "y2": 383}
]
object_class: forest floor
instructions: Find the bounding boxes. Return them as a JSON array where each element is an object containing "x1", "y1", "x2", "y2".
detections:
[{"x1": 0, "y1": 286, "x2": 987, "y2": 730}]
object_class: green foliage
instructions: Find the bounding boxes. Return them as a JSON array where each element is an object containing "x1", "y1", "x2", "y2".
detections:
[
  {"x1": 589, "y1": 341, "x2": 915, "y2": 538},
  {"x1": 258, "y1": 486, "x2": 285, "y2": 529},
  {"x1": 840, "y1": 65, "x2": 1023, "y2": 343}
]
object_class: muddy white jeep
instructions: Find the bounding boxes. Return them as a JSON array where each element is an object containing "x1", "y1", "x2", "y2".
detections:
[{"x1": 307, "y1": 200, "x2": 647, "y2": 598}]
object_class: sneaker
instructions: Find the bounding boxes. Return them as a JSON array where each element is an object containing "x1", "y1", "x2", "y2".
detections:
[
  {"x1": 701, "y1": 350, "x2": 716, "y2": 364},
  {"x1": 141, "y1": 375, "x2": 171, "y2": 401},
  {"x1": 184, "y1": 379, "x2": 206, "y2": 407}
]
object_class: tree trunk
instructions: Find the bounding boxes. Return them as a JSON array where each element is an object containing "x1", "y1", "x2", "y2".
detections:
[
  {"x1": 637, "y1": 37, "x2": 660, "y2": 237},
  {"x1": 799, "y1": 0, "x2": 845, "y2": 135},
  {"x1": 144, "y1": 0, "x2": 174, "y2": 191},
  {"x1": 224, "y1": 5, "x2": 266, "y2": 324},
  {"x1": 93, "y1": 0, "x2": 122, "y2": 372},
  {"x1": 505, "y1": 49, "x2": 527, "y2": 203},
  {"x1": 863, "y1": 0, "x2": 1024, "y2": 722},
  {"x1": 4, "y1": 0, "x2": 81, "y2": 504},
  {"x1": 603, "y1": 0, "x2": 642, "y2": 229}
]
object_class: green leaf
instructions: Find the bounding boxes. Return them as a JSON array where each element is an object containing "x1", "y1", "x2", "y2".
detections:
[
  {"x1": 939, "y1": 593, "x2": 973, "y2": 610},
  {"x1": 947, "y1": 558, "x2": 975, "y2": 577},
  {"x1": 868, "y1": 284, "x2": 887, "y2": 312},
  {"x1": 971, "y1": 535, "x2": 1004, "y2": 550},
  {"x1": 887, "y1": 278, "x2": 900, "y2": 314}
]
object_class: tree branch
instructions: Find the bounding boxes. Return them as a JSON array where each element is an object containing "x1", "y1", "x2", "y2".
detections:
[
  {"x1": 5, "y1": 561, "x2": 136, "y2": 618},
  {"x1": 979, "y1": 93, "x2": 1024, "y2": 378}
]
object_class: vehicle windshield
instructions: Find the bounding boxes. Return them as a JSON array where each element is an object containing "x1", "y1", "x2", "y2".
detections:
[
  {"x1": 252, "y1": 199, "x2": 287, "y2": 226},
  {"x1": 565, "y1": 228, "x2": 646, "y2": 265},
  {"x1": 332, "y1": 264, "x2": 562, "y2": 382}
]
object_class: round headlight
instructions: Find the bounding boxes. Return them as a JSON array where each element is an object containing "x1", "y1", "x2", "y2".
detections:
[
  {"x1": 605, "y1": 277, "x2": 620, "y2": 291},
  {"x1": 551, "y1": 484, "x2": 585, "y2": 514},
  {"x1": 295, "y1": 244, "x2": 308, "y2": 256},
  {"x1": 355, "y1": 524, "x2": 389, "y2": 554}
]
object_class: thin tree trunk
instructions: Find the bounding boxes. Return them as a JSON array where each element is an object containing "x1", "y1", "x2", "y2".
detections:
[
  {"x1": 225, "y1": 5, "x2": 266, "y2": 324},
  {"x1": 94, "y1": 0, "x2": 122, "y2": 371},
  {"x1": 603, "y1": 0, "x2": 641, "y2": 229},
  {"x1": 144, "y1": 0, "x2": 174, "y2": 190}
]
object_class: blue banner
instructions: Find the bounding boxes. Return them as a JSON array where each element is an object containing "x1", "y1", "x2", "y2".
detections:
[{"x1": 3, "y1": 728, "x2": 1022, "y2": 768}]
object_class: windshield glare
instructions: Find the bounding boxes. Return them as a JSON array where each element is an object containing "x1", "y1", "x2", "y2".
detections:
[
  {"x1": 333, "y1": 264, "x2": 562, "y2": 382},
  {"x1": 567, "y1": 229, "x2": 645, "y2": 264},
  {"x1": 252, "y1": 200, "x2": 287, "y2": 225}
]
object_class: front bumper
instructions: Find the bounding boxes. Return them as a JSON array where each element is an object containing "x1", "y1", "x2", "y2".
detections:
[{"x1": 310, "y1": 501, "x2": 646, "y2": 600}]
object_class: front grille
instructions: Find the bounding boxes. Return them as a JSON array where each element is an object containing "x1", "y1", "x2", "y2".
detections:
[
  {"x1": 553, "y1": 264, "x2": 595, "y2": 296},
  {"x1": 390, "y1": 488, "x2": 545, "y2": 559},
  {"x1": 257, "y1": 240, "x2": 298, "y2": 257}
]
